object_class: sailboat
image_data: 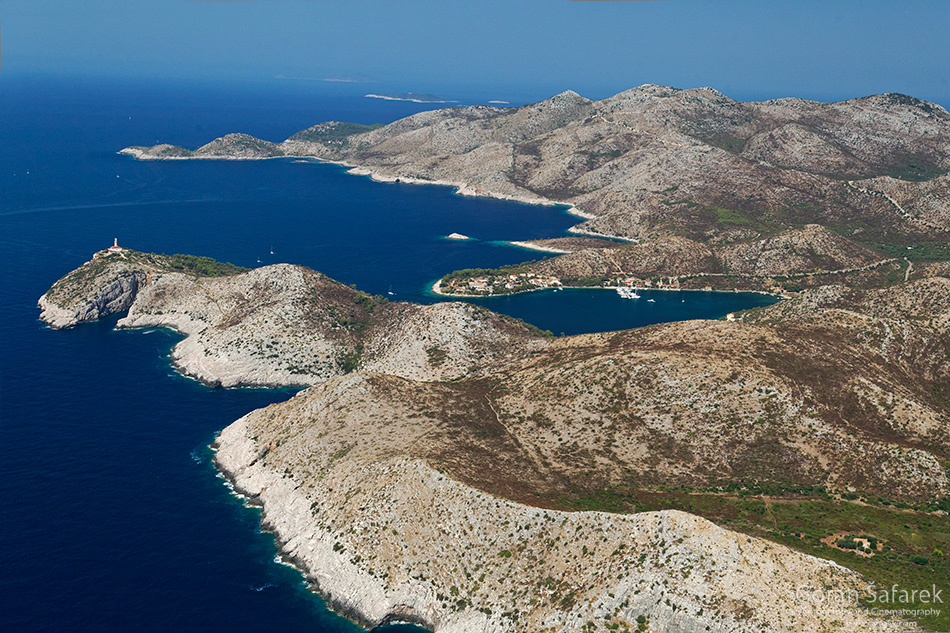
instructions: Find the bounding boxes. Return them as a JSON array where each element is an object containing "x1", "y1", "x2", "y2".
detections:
[{"x1": 387, "y1": 284, "x2": 395, "y2": 296}]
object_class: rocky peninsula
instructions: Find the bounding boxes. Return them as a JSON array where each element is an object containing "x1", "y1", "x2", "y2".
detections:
[
  {"x1": 39, "y1": 248, "x2": 546, "y2": 388},
  {"x1": 41, "y1": 246, "x2": 950, "y2": 631},
  {"x1": 215, "y1": 388, "x2": 908, "y2": 633}
]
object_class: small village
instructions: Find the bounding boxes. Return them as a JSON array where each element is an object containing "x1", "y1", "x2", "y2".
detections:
[
  {"x1": 450, "y1": 272, "x2": 564, "y2": 295},
  {"x1": 446, "y1": 271, "x2": 700, "y2": 296},
  {"x1": 444, "y1": 268, "x2": 791, "y2": 298}
]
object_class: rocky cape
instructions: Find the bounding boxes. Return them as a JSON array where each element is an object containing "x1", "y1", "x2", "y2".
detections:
[
  {"x1": 40, "y1": 249, "x2": 950, "y2": 631},
  {"x1": 38, "y1": 249, "x2": 545, "y2": 388},
  {"x1": 121, "y1": 85, "x2": 950, "y2": 287}
]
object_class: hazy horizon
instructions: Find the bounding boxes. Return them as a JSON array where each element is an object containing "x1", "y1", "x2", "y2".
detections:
[{"x1": 2, "y1": 0, "x2": 949, "y2": 108}]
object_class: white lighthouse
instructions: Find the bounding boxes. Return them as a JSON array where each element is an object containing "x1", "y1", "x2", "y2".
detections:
[{"x1": 108, "y1": 238, "x2": 123, "y2": 253}]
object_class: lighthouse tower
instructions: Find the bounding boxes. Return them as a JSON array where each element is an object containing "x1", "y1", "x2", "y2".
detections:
[{"x1": 108, "y1": 238, "x2": 123, "y2": 253}]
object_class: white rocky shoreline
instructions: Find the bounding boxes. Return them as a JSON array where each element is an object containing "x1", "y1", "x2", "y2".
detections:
[
  {"x1": 507, "y1": 240, "x2": 572, "y2": 254},
  {"x1": 429, "y1": 277, "x2": 780, "y2": 300}
]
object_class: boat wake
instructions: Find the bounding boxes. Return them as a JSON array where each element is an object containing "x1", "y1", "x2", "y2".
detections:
[{"x1": 616, "y1": 287, "x2": 641, "y2": 299}]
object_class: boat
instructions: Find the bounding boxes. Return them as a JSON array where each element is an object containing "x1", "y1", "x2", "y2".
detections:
[
  {"x1": 387, "y1": 284, "x2": 395, "y2": 296},
  {"x1": 647, "y1": 298, "x2": 656, "y2": 303},
  {"x1": 616, "y1": 287, "x2": 641, "y2": 299}
]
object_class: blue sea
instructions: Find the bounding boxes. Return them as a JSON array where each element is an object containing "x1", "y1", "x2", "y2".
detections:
[{"x1": 0, "y1": 75, "x2": 776, "y2": 632}]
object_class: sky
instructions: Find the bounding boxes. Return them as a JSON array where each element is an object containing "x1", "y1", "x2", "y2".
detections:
[{"x1": 2, "y1": 0, "x2": 949, "y2": 105}]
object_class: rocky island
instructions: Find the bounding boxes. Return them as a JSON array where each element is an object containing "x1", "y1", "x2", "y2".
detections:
[
  {"x1": 40, "y1": 243, "x2": 950, "y2": 632},
  {"x1": 365, "y1": 92, "x2": 456, "y2": 104},
  {"x1": 78, "y1": 84, "x2": 950, "y2": 631}
]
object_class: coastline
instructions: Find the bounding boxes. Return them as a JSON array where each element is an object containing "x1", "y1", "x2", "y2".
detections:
[
  {"x1": 342, "y1": 165, "x2": 572, "y2": 209},
  {"x1": 211, "y1": 440, "x2": 398, "y2": 632},
  {"x1": 335, "y1": 165, "x2": 647, "y2": 246},
  {"x1": 566, "y1": 224, "x2": 638, "y2": 241},
  {"x1": 117, "y1": 147, "x2": 290, "y2": 161},
  {"x1": 430, "y1": 280, "x2": 552, "y2": 298},
  {"x1": 505, "y1": 240, "x2": 571, "y2": 254}
]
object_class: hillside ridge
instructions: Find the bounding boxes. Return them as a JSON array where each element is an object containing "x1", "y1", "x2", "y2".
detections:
[{"x1": 121, "y1": 85, "x2": 950, "y2": 286}]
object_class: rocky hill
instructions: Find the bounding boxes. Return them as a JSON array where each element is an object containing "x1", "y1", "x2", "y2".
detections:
[
  {"x1": 38, "y1": 249, "x2": 547, "y2": 387},
  {"x1": 437, "y1": 222, "x2": 909, "y2": 295},
  {"x1": 212, "y1": 271, "x2": 950, "y2": 633},
  {"x1": 211, "y1": 261, "x2": 950, "y2": 631},
  {"x1": 121, "y1": 85, "x2": 950, "y2": 289},
  {"x1": 533, "y1": 223, "x2": 889, "y2": 286},
  {"x1": 42, "y1": 250, "x2": 950, "y2": 499},
  {"x1": 216, "y1": 382, "x2": 915, "y2": 633}
]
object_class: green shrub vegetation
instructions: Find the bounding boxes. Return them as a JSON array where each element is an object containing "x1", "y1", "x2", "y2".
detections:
[
  {"x1": 884, "y1": 153, "x2": 948, "y2": 181},
  {"x1": 442, "y1": 262, "x2": 538, "y2": 285},
  {"x1": 874, "y1": 242, "x2": 950, "y2": 261},
  {"x1": 709, "y1": 205, "x2": 752, "y2": 226},
  {"x1": 562, "y1": 485, "x2": 950, "y2": 630},
  {"x1": 289, "y1": 122, "x2": 385, "y2": 143},
  {"x1": 157, "y1": 253, "x2": 249, "y2": 277},
  {"x1": 338, "y1": 344, "x2": 363, "y2": 374}
]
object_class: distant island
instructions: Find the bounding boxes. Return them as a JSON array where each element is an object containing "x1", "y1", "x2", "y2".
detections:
[
  {"x1": 365, "y1": 92, "x2": 456, "y2": 103},
  {"x1": 111, "y1": 84, "x2": 950, "y2": 631}
]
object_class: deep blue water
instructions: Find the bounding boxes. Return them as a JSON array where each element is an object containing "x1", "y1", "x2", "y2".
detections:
[{"x1": 0, "y1": 76, "x2": 775, "y2": 632}]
